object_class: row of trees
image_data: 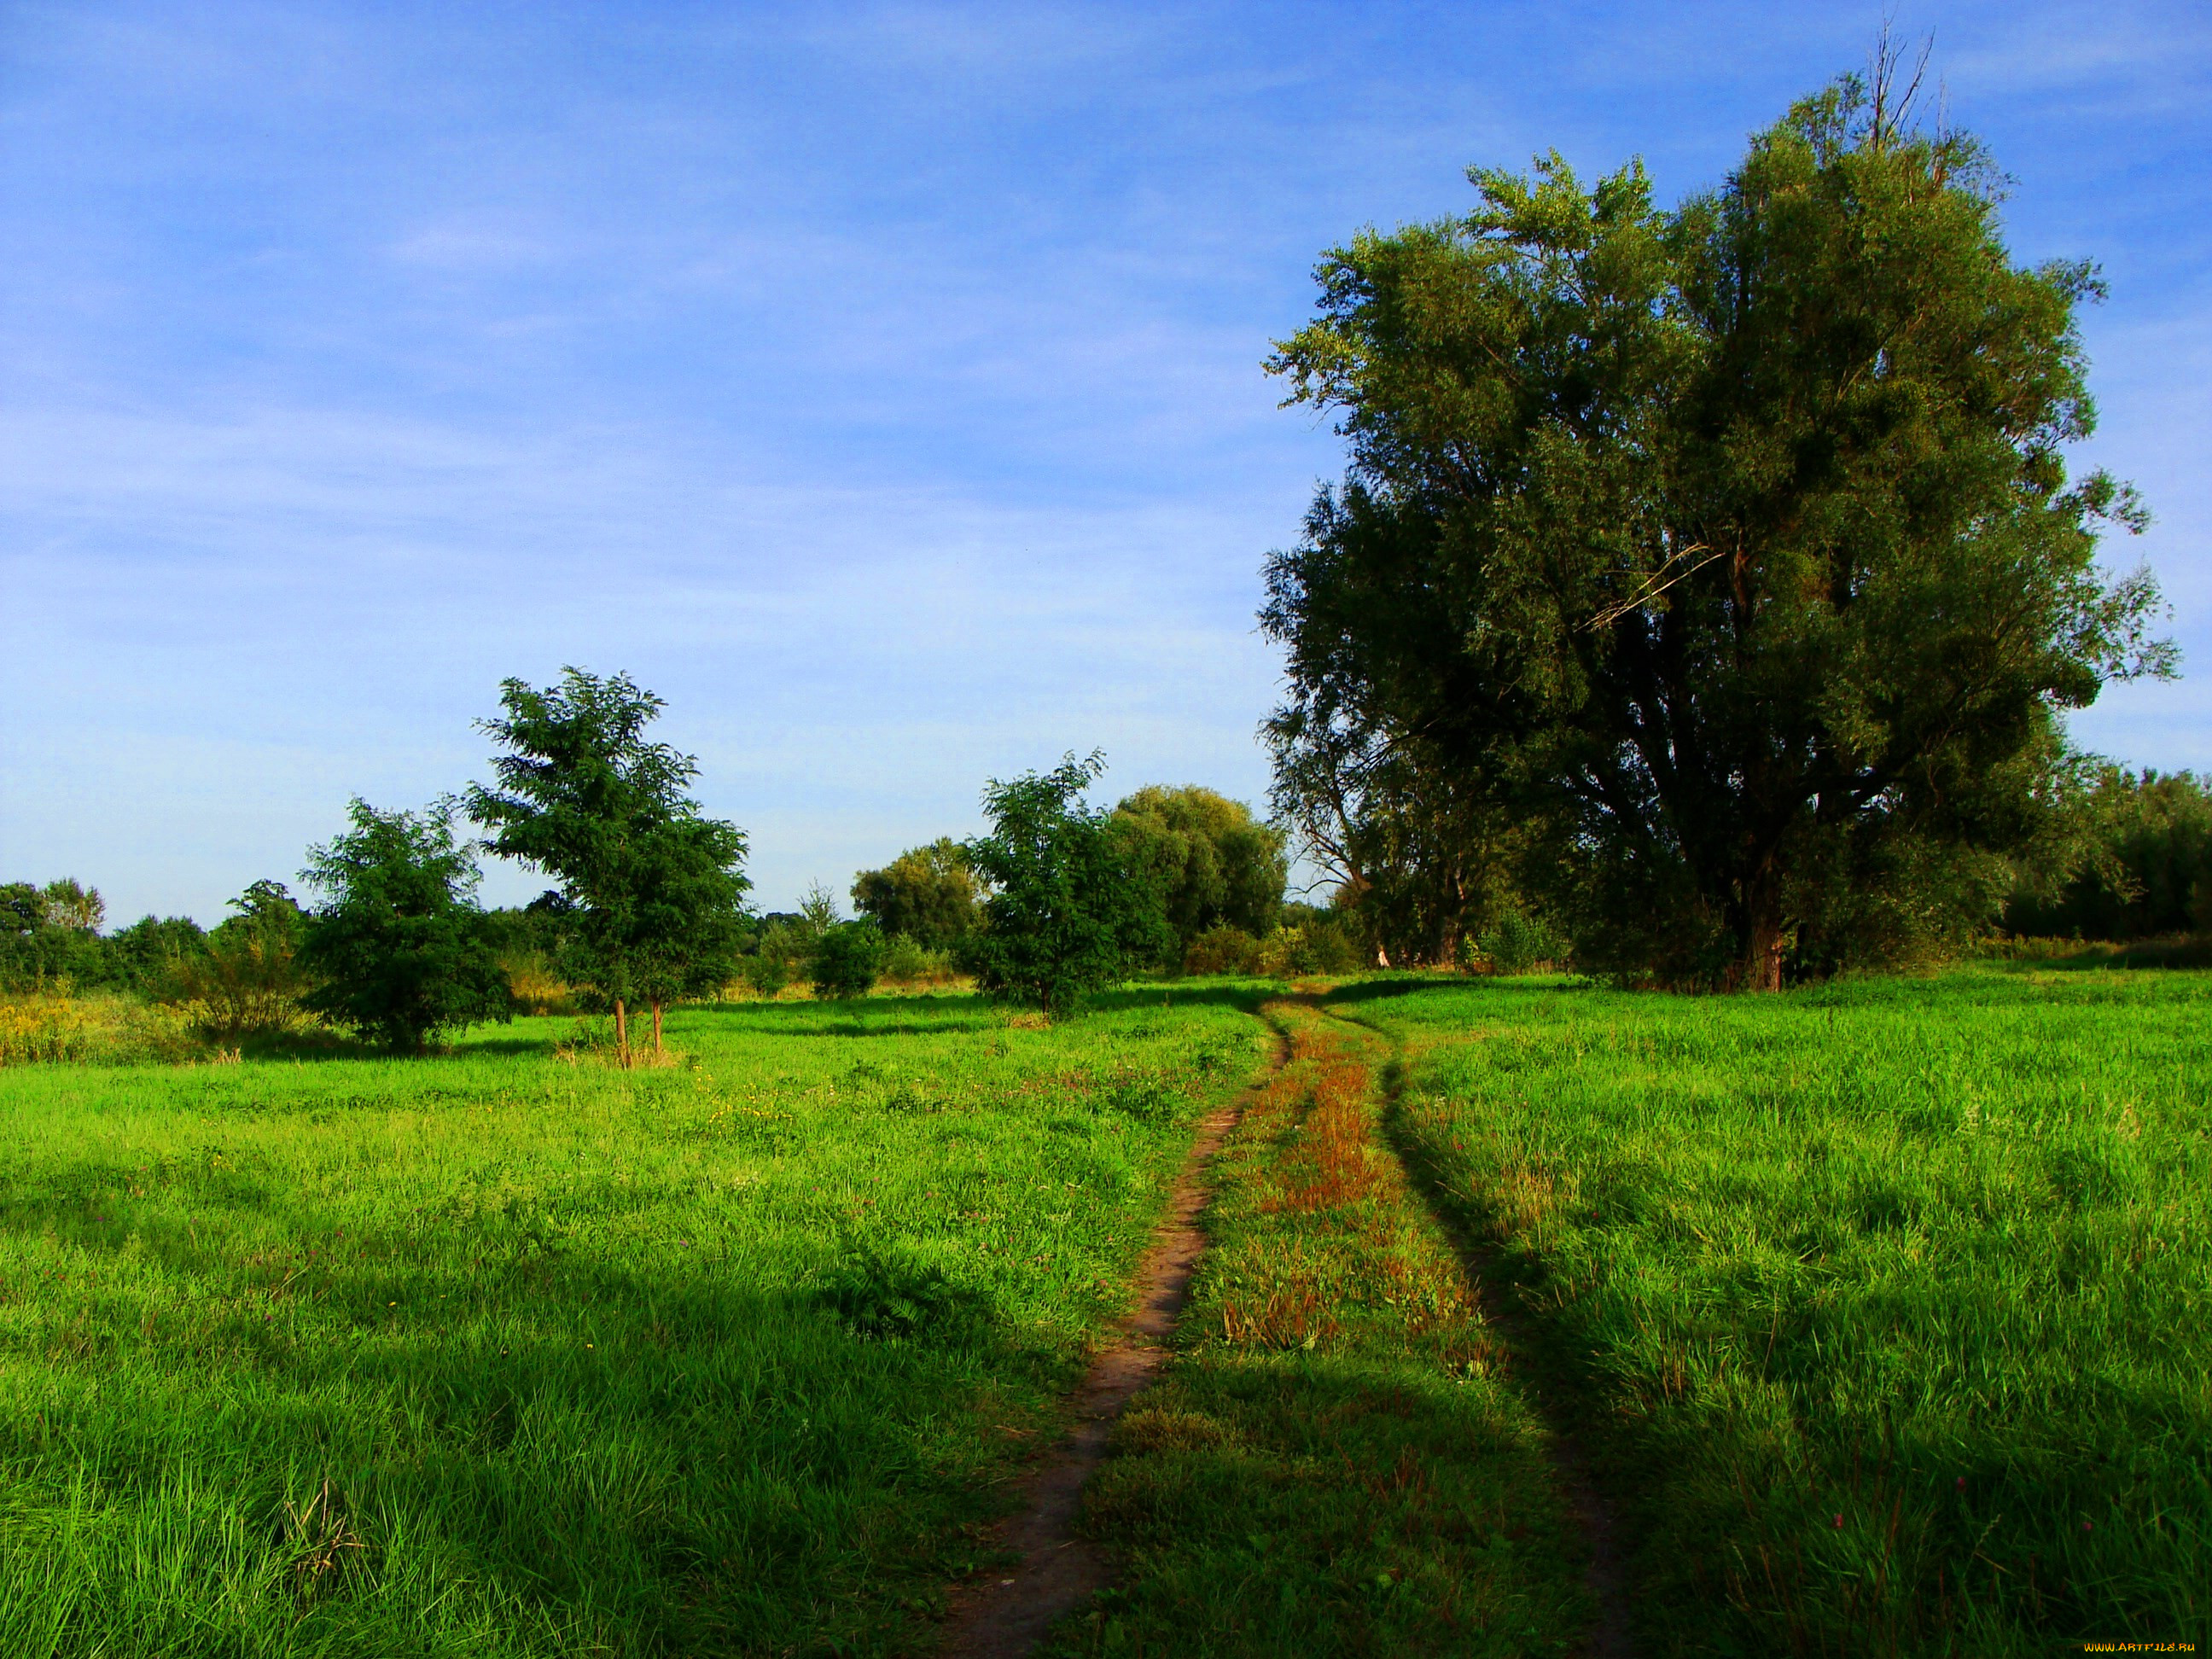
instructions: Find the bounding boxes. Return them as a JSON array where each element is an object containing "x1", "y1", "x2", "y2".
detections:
[
  {"x1": 1260, "y1": 63, "x2": 2180, "y2": 987},
  {"x1": 5, "y1": 672, "x2": 1307, "y2": 1049}
]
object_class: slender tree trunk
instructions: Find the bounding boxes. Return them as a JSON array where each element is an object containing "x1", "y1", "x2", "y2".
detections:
[
  {"x1": 614, "y1": 997, "x2": 630, "y2": 1066},
  {"x1": 651, "y1": 999, "x2": 664, "y2": 1054}
]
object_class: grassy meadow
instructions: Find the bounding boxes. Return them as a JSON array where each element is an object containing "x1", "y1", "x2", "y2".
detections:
[
  {"x1": 1350, "y1": 967, "x2": 2212, "y2": 1656},
  {"x1": 0, "y1": 989, "x2": 1266, "y2": 1656},
  {"x1": 0, "y1": 964, "x2": 2205, "y2": 1656}
]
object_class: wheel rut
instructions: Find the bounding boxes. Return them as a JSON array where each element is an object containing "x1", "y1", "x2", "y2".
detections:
[
  {"x1": 934, "y1": 1012, "x2": 1290, "y2": 1659},
  {"x1": 1324, "y1": 999, "x2": 1637, "y2": 1659}
]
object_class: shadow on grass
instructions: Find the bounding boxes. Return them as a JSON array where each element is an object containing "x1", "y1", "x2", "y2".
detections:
[
  {"x1": 0, "y1": 1195, "x2": 1062, "y2": 1656},
  {"x1": 1982, "y1": 935, "x2": 2212, "y2": 971}
]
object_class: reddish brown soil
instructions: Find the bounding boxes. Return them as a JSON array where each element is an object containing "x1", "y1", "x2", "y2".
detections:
[{"x1": 934, "y1": 1033, "x2": 1283, "y2": 1659}]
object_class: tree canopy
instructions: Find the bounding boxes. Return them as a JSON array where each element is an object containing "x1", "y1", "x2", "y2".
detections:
[
  {"x1": 1109, "y1": 786, "x2": 1287, "y2": 948},
  {"x1": 851, "y1": 839, "x2": 979, "y2": 949},
  {"x1": 299, "y1": 799, "x2": 514, "y2": 1051},
  {"x1": 465, "y1": 668, "x2": 750, "y2": 1058},
  {"x1": 958, "y1": 754, "x2": 1173, "y2": 1015},
  {"x1": 1263, "y1": 73, "x2": 2173, "y2": 988}
]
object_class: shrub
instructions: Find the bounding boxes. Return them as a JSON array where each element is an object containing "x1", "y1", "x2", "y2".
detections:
[
  {"x1": 814, "y1": 1246, "x2": 998, "y2": 1345},
  {"x1": 0, "y1": 992, "x2": 208, "y2": 1067},
  {"x1": 879, "y1": 933, "x2": 958, "y2": 987},
  {"x1": 1184, "y1": 924, "x2": 1260, "y2": 975},
  {"x1": 811, "y1": 922, "x2": 887, "y2": 1000},
  {"x1": 1254, "y1": 918, "x2": 1366, "y2": 977},
  {"x1": 502, "y1": 952, "x2": 577, "y2": 1016},
  {"x1": 1472, "y1": 908, "x2": 1569, "y2": 975},
  {"x1": 299, "y1": 799, "x2": 515, "y2": 1052},
  {"x1": 740, "y1": 951, "x2": 793, "y2": 998},
  {"x1": 959, "y1": 753, "x2": 1175, "y2": 1015},
  {"x1": 166, "y1": 881, "x2": 310, "y2": 1042}
]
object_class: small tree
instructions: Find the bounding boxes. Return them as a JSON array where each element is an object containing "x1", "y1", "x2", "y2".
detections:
[
  {"x1": 958, "y1": 753, "x2": 1173, "y2": 1016},
  {"x1": 170, "y1": 881, "x2": 308, "y2": 1040},
  {"x1": 298, "y1": 799, "x2": 514, "y2": 1051},
  {"x1": 812, "y1": 920, "x2": 887, "y2": 999},
  {"x1": 465, "y1": 668, "x2": 751, "y2": 1062}
]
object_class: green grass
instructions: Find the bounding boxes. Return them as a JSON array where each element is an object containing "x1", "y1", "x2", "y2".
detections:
[
  {"x1": 1350, "y1": 966, "x2": 2212, "y2": 1656},
  {"x1": 1047, "y1": 998, "x2": 1589, "y2": 1657},
  {"x1": 0, "y1": 987, "x2": 1266, "y2": 1656},
  {"x1": 7, "y1": 964, "x2": 2206, "y2": 1656}
]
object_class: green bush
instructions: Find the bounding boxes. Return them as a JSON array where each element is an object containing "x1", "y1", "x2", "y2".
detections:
[
  {"x1": 1183, "y1": 924, "x2": 1260, "y2": 975},
  {"x1": 1254, "y1": 918, "x2": 1366, "y2": 977},
  {"x1": 1472, "y1": 907, "x2": 1568, "y2": 974},
  {"x1": 166, "y1": 881, "x2": 311, "y2": 1042},
  {"x1": 879, "y1": 932, "x2": 958, "y2": 987},
  {"x1": 810, "y1": 922, "x2": 887, "y2": 1000},
  {"x1": 298, "y1": 799, "x2": 515, "y2": 1052}
]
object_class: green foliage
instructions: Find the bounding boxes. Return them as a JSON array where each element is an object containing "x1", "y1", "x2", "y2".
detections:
[
  {"x1": 958, "y1": 754, "x2": 1175, "y2": 1015},
  {"x1": 852, "y1": 839, "x2": 980, "y2": 949},
  {"x1": 1469, "y1": 906, "x2": 1568, "y2": 974},
  {"x1": 0, "y1": 878, "x2": 114, "y2": 989},
  {"x1": 1110, "y1": 787, "x2": 1287, "y2": 947},
  {"x1": 297, "y1": 799, "x2": 515, "y2": 1051},
  {"x1": 465, "y1": 667, "x2": 751, "y2": 1054},
  {"x1": 2006, "y1": 768, "x2": 2212, "y2": 940},
  {"x1": 811, "y1": 920, "x2": 888, "y2": 1000},
  {"x1": 168, "y1": 881, "x2": 310, "y2": 1042},
  {"x1": 797, "y1": 881, "x2": 841, "y2": 939},
  {"x1": 880, "y1": 932, "x2": 957, "y2": 987},
  {"x1": 103, "y1": 914, "x2": 209, "y2": 992},
  {"x1": 0, "y1": 990, "x2": 207, "y2": 1066},
  {"x1": 741, "y1": 920, "x2": 801, "y2": 997},
  {"x1": 1254, "y1": 917, "x2": 1367, "y2": 977},
  {"x1": 1263, "y1": 75, "x2": 2174, "y2": 991},
  {"x1": 1183, "y1": 923, "x2": 1260, "y2": 975}
]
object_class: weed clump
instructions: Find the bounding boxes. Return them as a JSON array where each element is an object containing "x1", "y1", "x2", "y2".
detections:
[{"x1": 814, "y1": 1247, "x2": 998, "y2": 1345}]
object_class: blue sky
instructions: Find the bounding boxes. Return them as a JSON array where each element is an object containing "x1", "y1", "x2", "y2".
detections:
[{"x1": 3, "y1": 1, "x2": 2206, "y2": 922}]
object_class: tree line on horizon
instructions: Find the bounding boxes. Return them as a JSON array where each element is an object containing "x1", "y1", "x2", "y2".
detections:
[{"x1": 1, "y1": 670, "x2": 1350, "y2": 1057}]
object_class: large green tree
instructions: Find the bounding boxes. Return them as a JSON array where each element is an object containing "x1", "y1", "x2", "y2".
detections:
[
  {"x1": 465, "y1": 669, "x2": 750, "y2": 1061},
  {"x1": 851, "y1": 839, "x2": 979, "y2": 949},
  {"x1": 1264, "y1": 73, "x2": 2173, "y2": 989},
  {"x1": 298, "y1": 799, "x2": 515, "y2": 1051},
  {"x1": 958, "y1": 754, "x2": 1173, "y2": 1015},
  {"x1": 1109, "y1": 786, "x2": 1287, "y2": 949}
]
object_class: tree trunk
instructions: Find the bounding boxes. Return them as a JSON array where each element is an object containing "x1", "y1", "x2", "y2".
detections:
[
  {"x1": 1738, "y1": 888, "x2": 1788, "y2": 992},
  {"x1": 651, "y1": 999, "x2": 664, "y2": 1054},
  {"x1": 614, "y1": 997, "x2": 630, "y2": 1066}
]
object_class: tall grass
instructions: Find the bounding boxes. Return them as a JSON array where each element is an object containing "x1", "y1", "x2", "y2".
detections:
[
  {"x1": 1356, "y1": 967, "x2": 2212, "y2": 1656},
  {"x1": 0, "y1": 989, "x2": 1266, "y2": 1656},
  {"x1": 0, "y1": 991, "x2": 209, "y2": 1066}
]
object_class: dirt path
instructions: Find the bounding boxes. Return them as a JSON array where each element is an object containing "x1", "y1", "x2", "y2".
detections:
[
  {"x1": 934, "y1": 1017, "x2": 1287, "y2": 1659},
  {"x1": 1330, "y1": 1004, "x2": 1637, "y2": 1659}
]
